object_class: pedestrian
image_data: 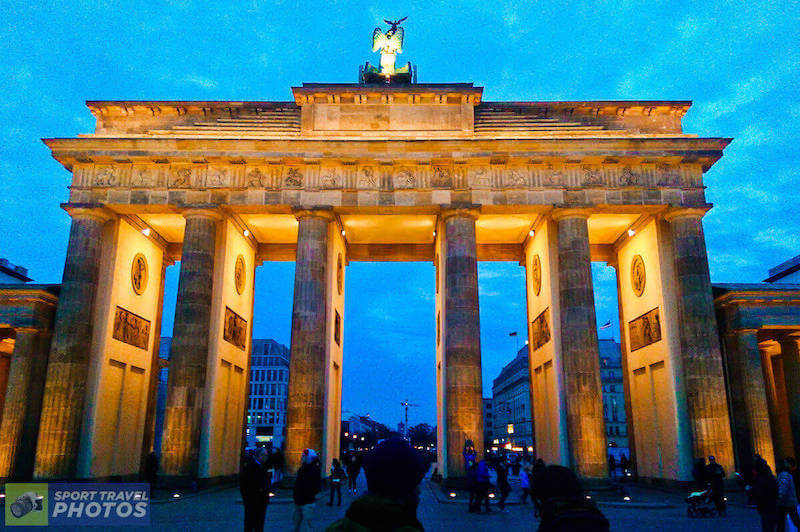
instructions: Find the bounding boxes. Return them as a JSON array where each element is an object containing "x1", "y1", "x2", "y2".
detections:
[
  {"x1": 520, "y1": 466, "x2": 532, "y2": 504},
  {"x1": 476, "y1": 458, "x2": 493, "y2": 514},
  {"x1": 271, "y1": 447, "x2": 286, "y2": 484},
  {"x1": 240, "y1": 448, "x2": 271, "y2": 532},
  {"x1": 327, "y1": 458, "x2": 347, "y2": 507},
  {"x1": 532, "y1": 458, "x2": 546, "y2": 519},
  {"x1": 346, "y1": 454, "x2": 361, "y2": 495},
  {"x1": 704, "y1": 455, "x2": 727, "y2": 516},
  {"x1": 750, "y1": 457, "x2": 778, "y2": 532},
  {"x1": 293, "y1": 448, "x2": 321, "y2": 532},
  {"x1": 693, "y1": 457, "x2": 707, "y2": 490},
  {"x1": 496, "y1": 459, "x2": 511, "y2": 512},
  {"x1": 466, "y1": 454, "x2": 479, "y2": 513},
  {"x1": 787, "y1": 458, "x2": 800, "y2": 503},
  {"x1": 326, "y1": 437, "x2": 427, "y2": 531},
  {"x1": 608, "y1": 455, "x2": 616, "y2": 481},
  {"x1": 620, "y1": 454, "x2": 630, "y2": 477},
  {"x1": 777, "y1": 458, "x2": 800, "y2": 532},
  {"x1": 144, "y1": 451, "x2": 159, "y2": 491},
  {"x1": 534, "y1": 465, "x2": 610, "y2": 532}
]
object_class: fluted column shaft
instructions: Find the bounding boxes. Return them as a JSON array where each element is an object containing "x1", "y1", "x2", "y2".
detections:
[
  {"x1": 667, "y1": 210, "x2": 734, "y2": 468},
  {"x1": 34, "y1": 209, "x2": 108, "y2": 479},
  {"x1": 780, "y1": 338, "x2": 800, "y2": 460},
  {"x1": 728, "y1": 330, "x2": 775, "y2": 469},
  {"x1": 161, "y1": 210, "x2": 220, "y2": 477},
  {"x1": 0, "y1": 329, "x2": 51, "y2": 479},
  {"x1": 443, "y1": 210, "x2": 483, "y2": 478},
  {"x1": 284, "y1": 212, "x2": 332, "y2": 475},
  {"x1": 555, "y1": 211, "x2": 607, "y2": 478}
]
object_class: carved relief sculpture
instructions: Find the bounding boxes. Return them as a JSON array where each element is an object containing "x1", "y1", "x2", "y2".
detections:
[
  {"x1": 112, "y1": 306, "x2": 151, "y2": 350},
  {"x1": 531, "y1": 307, "x2": 551, "y2": 351},
  {"x1": 207, "y1": 166, "x2": 230, "y2": 188},
  {"x1": 93, "y1": 165, "x2": 118, "y2": 186},
  {"x1": 506, "y1": 168, "x2": 527, "y2": 187},
  {"x1": 629, "y1": 307, "x2": 662, "y2": 351},
  {"x1": 393, "y1": 168, "x2": 416, "y2": 189},
  {"x1": 531, "y1": 254, "x2": 542, "y2": 296},
  {"x1": 336, "y1": 253, "x2": 343, "y2": 295},
  {"x1": 334, "y1": 310, "x2": 342, "y2": 346},
  {"x1": 223, "y1": 307, "x2": 248, "y2": 350},
  {"x1": 131, "y1": 253, "x2": 148, "y2": 295},
  {"x1": 321, "y1": 169, "x2": 341, "y2": 189},
  {"x1": 582, "y1": 165, "x2": 603, "y2": 186},
  {"x1": 621, "y1": 166, "x2": 642, "y2": 186},
  {"x1": 431, "y1": 166, "x2": 453, "y2": 188},
  {"x1": 170, "y1": 167, "x2": 191, "y2": 188},
  {"x1": 284, "y1": 167, "x2": 303, "y2": 187},
  {"x1": 234, "y1": 255, "x2": 245, "y2": 295},
  {"x1": 247, "y1": 167, "x2": 267, "y2": 188},
  {"x1": 358, "y1": 167, "x2": 377, "y2": 188},
  {"x1": 631, "y1": 254, "x2": 646, "y2": 297},
  {"x1": 656, "y1": 163, "x2": 681, "y2": 186},
  {"x1": 468, "y1": 167, "x2": 492, "y2": 188}
]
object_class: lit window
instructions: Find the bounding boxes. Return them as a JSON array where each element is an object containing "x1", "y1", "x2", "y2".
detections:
[{"x1": 507, "y1": 423, "x2": 514, "y2": 434}]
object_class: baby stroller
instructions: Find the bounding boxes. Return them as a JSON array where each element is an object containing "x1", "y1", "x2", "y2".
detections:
[{"x1": 686, "y1": 488, "x2": 717, "y2": 518}]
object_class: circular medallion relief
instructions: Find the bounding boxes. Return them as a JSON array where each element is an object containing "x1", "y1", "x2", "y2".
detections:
[
  {"x1": 531, "y1": 254, "x2": 542, "y2": 296},
  {"x1": 234, "y1": 255, "x2": 246, "y2": 295},
  {"x1": 336, "y1": 253, "x2": 343, "y2": 295},
  {"x1": 131, "y1": 253, "x2": 148, "y2": 295},
  {"x1": 631, "y1": 255, "x2": 646, "y2": 297}
]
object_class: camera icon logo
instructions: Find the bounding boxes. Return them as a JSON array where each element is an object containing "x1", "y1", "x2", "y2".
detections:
[
  {"x1": 4, "y1": 483, "x2": 49, "y2": 525},
  {"x1": 10, "y1": 492, "x2": 45, "y2": 518}
]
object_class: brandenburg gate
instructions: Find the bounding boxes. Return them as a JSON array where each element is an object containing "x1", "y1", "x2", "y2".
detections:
[{"x1": 2, "y1": 32, "x2": 762, "y2": 484}]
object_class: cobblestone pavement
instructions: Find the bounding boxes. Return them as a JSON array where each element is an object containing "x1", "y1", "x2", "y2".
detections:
[{"x1": 2, "y1": 472, "x2": 765, "y2": 530}]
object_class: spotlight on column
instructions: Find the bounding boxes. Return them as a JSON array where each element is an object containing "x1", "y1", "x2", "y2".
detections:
[
  {"x1": 269, "y1": 492, "x2": 275, "y2": 497},
  {"x1": 449, "y1": 492, "x2": 457, "y2": 498},
  {"x1": 488, "y1": 493, "x2": 496, "y2": 499},
  {"x1": 432, "y1": 231, "x2": 436, "y2": 237},
  {"x1": 627, "y1": 229, "x2": 635, "y2": 237},
  {"x1": 529, "y1": 229, "x2": 535, "y2": 237},
  {"x1": 141, "y1": 228, "x2": 151, "y2": 236},
  {"x1": 341, "y1": 229, "x2": 346, "y2": 236},
  {"x1": 243, "y1": 229, "x2": 250, "y2": 237},
  {"x1": 344, "y1": 432, "x2": 349, "y2": 437},
  {"x1": 10, "y1": 492, "x2": 44, "y2": 518},
  {"x1": 172, "y1": 493, "x2": 181, "y2": 499}
]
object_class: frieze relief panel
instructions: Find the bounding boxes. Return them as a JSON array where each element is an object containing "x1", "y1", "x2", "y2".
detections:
[
  {"x1": 71, "y1": 162, "x2": 698, "y2": 192},
  {"x1": 628, "y1": 307, "x2": 662, "y2": 352},
  {"x1": 530, "y1": 307, "x2": 552, "y2": 351},
  {"x1": 223, "y1": 306, "x2": 248, "y2": 351},
  {"x1": 112, "y1": 306, "x2": 151, "y2": 350}
]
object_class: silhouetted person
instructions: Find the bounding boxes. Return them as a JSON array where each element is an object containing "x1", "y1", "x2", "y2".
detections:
[
  {"x1": 466, "y1": 455, "x2": 479, "y2": 513},
  {"x1": 326, "y1": 437, "x2": 426, "y2": 531},
  {"x1": 704, "y1": 455, "x2": 726, "y2": 516},
  {"x1": 532, "y1": 458, "x2": 546, "y2": 518},
  {"x1": 608, "y1": 455, "x2": 616, "y2": 481},
  {"x1": 619, "y1": 454, "x2": 629, "y2": 476},
  {"x1": 496, "y1": 460, "x2": 511, "y2": 511},
  {"x1": 240, "y1": 448, "x2": 271, "y2": 532},
  {"x1": 534, "y1": 465, "x2": 609, "y2": 532},
  {"x1": 293, "y1": 449, "x2": 321, "y2": 532},
  {"x1": 327, "y1": 458, "x2": 347, "y2": 506},
  {"x1": 693, "y1": 457, "x2": 707, "y2": 489},
  {"x1": 750, "y1": 457, "x2": 778, "y2": 532},
  {"x1": 476, "y1": 458, "x2": 493, "y2": 514},
  {"x1": 521, "y1": 466, "x2": 532, "y2": 504},
  {"x1": 346, "y1": 454, "x2": 361, "y2": 495},
  {"x1": 777, "y1": 458, "x2": 800, "y2": 532},
  {"x1": 144, "y1": 452, "x2": 159, "y2": 491}
]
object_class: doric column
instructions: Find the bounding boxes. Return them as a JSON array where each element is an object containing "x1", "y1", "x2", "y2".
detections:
[
  {"x1": 161, "y1": 209, "x2": 221, "y2": 478},
  {"x1": 0, "y1": 329, "x2": 51, "y2": 480},
  {"x1": 284, "y1": 209, "x2": 334, "y2": 475},
  {"x1": 665, "y1": 208, "x2": 734, "y2": 469},
  {"x1": 727, "y1": 330, "x2": 775, "y2": 469},
  {"x1": 780, "y1": 337, "x2": 800, "y2": 460},
  {"x1": 140, "y1": 262, "x2": 168, "y2": 471},
  {"x1": 34, "y1": 207, "x2": 110, "y2": 479},
  {"x1": 553, "y1": 209, "x2": 607, "y2": 478},
  {"x1": 441, "y1": 207, "x2": 483, "y2": 478}
]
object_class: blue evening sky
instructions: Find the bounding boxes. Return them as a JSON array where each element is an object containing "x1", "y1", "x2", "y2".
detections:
[{"x1": 1, "y1": 1, "x2": 798, "y2": 427}]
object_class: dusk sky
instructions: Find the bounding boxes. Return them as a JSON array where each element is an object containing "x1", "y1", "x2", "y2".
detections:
[{"x1": 1, "y1": 1, "x2": 798, "y2": 428}]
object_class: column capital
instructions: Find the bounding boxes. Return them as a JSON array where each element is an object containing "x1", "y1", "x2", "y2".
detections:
[
  {"x1": 60, "y1": 203, "x2": 115, "y2": 224},
  {"x1": 730, "y1": 328, "x2": 760, "y2": 336},
  {"x1": 551, "y1": 207, "x2": 592, "y2": 221},
  {"x1": 441, "y1": 204, "x2": 481, "y2": 221},
  {"x1": 12, "y1": 327, "x2": 40, "y2": 336},
  {"x1": 663, "y1": 206, "x2": 711, "y2": 222},
  {"x1": 292, "y1": 206, "x2": 335, "y2": 222},
  {"x1": 181, "y1": 206, "x2": 224, "y2": 221}
]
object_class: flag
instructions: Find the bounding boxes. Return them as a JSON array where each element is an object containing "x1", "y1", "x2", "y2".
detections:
[
  {"x1": 509, "y1": 331, "x2": 518, "y2": 337},
  {"x1": 600, "y1": 321, "x2": 612, "y2": 330}
]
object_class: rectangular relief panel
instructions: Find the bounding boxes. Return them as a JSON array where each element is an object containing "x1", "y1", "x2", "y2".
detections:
[
  {"x1": 223, "y1": 307, "x2": 247, "y2": 350},
  {"x1": 628, "y1": 307, "x2": 662, "y2": 352},
  {"x1": 112, "y1": 306, "x2": 151, "y2": 350},
  {"x1": 531, "y1": 308, "x2": 551, "y2": 351}
]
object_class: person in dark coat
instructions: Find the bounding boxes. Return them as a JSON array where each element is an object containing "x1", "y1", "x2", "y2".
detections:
[
  {"x1": 326, "y1": 437, "x2": 427, "y2": 531},
  {"x1": 476, "y1": 458, "x2": 493, "y2": 514},
  {"x1": 144, "y1": 452, "x2": 159, "y2": 491},
  {"x1": 346, "y1": 453, "x2": 362, "y2": 495},
  {"x1": 327, "y1": 458, "x2": 348, "y2": 506},
  {"x1": 531, "y1": 458, "x2": 546, "y2": 518},
  {"x1": 704, "y1": 455, "x2": 727, "y2": 516},
  {"x1": 240, "y1": 448, "x2": 271, "y2": 532},
  {"x1": 293, "y1": 448, "x2": 322, "y2": 532},
  {"x1": 750, "y1": 457, "x2": 778, "y2": 532},
  {"x1": 466, "y1": 457, "x2": 479, "y2": 513},
  {"x1": 534, "y1": 465, "x2": 609, "y2": 532},
  {"x1": 496, "y1": 460, "x2": 511, "y2": 511},
  {"x1": 693, "y1": 457, "x2": 707, "y2": 490}
]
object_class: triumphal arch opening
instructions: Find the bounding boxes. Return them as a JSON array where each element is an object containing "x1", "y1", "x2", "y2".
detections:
[{"x1": 0, "y1": 29, "x2": 753, "y2": 487}]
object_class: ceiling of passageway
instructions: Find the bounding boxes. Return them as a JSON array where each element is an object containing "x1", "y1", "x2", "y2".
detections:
[{"x1": 137, "y1": 212, "x2": 641, "y2": 246}]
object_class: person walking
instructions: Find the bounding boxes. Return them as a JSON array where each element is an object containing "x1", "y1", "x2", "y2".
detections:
[
  {"x1": 240, "y1": 448, "x2": 271, "y2": 532},
  {"x1": 144, "y1": 452, "x2": 159, "y2": 491},
  {"x1": 608, "y1": 455, "x2": 617, "y2": 481},
  {"x1": 326, "y1": 438, "x2": 427, "y2": 531},
  {"x1": 346, "y1": 454, "x2": 361, "y2": 495},
  {"x1": 520, "y1": 466, "x2": 532, "y2": 504},
  {"x1": 777, "y1": 458, "x2": 800, "y2": 532},
  {"x1": 704, "y1": 455, "x2": 727, "y2": 516},
  {"x1": 293, "y1": 449, "x2": 321, "y2": 532},
  {"x1": 466, "y1": 454, "x2": 479, "y2": 513},
  {"x1": 476, "y1": 458, "x2": 493, "y2": 514},
  {"x1": 496, "y1": 459, "x2": 511, "y2": 512},
  {"x1": 327, "y1": 458, "x2": 347, "y2": 507},
  {"x1": 531, "y1": 458, "x2": 546, "y2": 519},
  {"x1": 751, "y1": 457, "x2": 779, "y2": 532}
]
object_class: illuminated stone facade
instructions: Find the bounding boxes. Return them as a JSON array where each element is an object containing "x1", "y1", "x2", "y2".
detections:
[{"x1": 1, "y1": 78, "x2": 781, "y2": 486}]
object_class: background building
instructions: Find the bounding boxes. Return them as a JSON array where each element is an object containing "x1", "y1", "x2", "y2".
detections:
[
  {"x1": 154, "y1": 337, "x2": 290, "y2": 452},
  {"x1": 0, "y1": 258, "x2": 32, "y2": 284},
  {"x1": 492, "y1": 347, "x2": 534, "y2": 452},
  {"x1": 599, "y1": 338, "x2": 629, "y2": 460},
  {"x1": 765, "y1": 254, "x2": 800, "y2": 283}
]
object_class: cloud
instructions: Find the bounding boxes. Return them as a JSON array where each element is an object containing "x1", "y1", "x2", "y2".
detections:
[
  {"x1": 182, "y1": 75, "x2": 218, "y2": 89},
  {"x1": 753, "y1": 228, "x2": 800, "y2": 252}
]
